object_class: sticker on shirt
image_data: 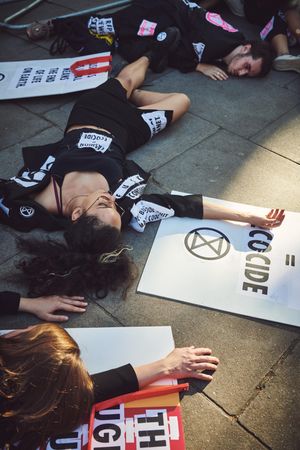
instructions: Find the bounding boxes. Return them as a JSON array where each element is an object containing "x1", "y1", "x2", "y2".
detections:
[
  {"x1": 19, "y1": 205, "x2": 35, "y2": 218},
  {"x1": 192, "y1": 42, "x2": 206, "y2": 62},
  {"x1": 130, "y1": 200, "x2": 174, "y2": 231},
  {"x1": 205, "y1": 12, "x2": 238, "y2": 33},
  {"x1": 0, "y1": 197, "x2": 9, "y2": 216},
  {"x1": 88, "y1": 16, "x2": 115, "y2": 35},
  {"x1": 260, "y1": 16, "x2": 275, "y2": 40},
  {"x1": 141, "y1": 111, "x2": 168, "y2": 138},
  {"x1": 137, "y1": 20, "x2": 157, "y2": 36},
  {"x1": 113, "y1": 174, "x2": 146, "y2": 199},
  {"x1": 11, "y1": 155, "x2": 55, "y2": 188},
  {"x1": 181, "y1": 0, "x2": 200, "y2": 8},
  {"x1": 77, "y1": 132, "x2": 112, "y2": 153}
]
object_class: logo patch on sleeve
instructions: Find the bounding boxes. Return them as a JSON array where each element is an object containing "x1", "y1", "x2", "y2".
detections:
[
  {"x1": 77, "y1": 132, "x2": 112, "y2": 153},
  {"x1": 19, "y1": 206, "x2": 35, "y2": 218},
  {"x1": 141, "y1": 111, "x2": 167, "y2": 138},
  {"x1": 137, "y1": 20, "x2": 157, "y2": 36},
  {"x1": 88, "y1": 16, "x2": 115, "y2": 35},
  {"x1": 192, "y1": 42, "x2": 206, "y2": 62},
  {"x1": 205, "y1": 12, "x2": 238, "y2": 32}
]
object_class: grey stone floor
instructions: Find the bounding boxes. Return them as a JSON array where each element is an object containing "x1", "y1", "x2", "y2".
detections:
[{"x1": 0, "y1": 1, "x2": 300, "y2": 449}]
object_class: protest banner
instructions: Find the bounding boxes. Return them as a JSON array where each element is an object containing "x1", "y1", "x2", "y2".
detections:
[
  {"x1": 0, "y1": 52, "x2": 111, "y2": 100},
  {"x1": 138, "y1": 195, "x2": 300, "y2": 326}
]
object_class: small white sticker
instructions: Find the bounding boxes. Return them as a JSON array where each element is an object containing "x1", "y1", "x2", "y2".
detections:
[
  {"x1": 113, "y1": 174, "x2": 145, "y2": 199},
  {"x1": 192, "y1": 42, "x2": 206, "y2": 62},
  {"x1": 130, "y1": 200, "x2": 174, "y2": 230},
  {"x1": 157, "y1": 31, "x2": 167, "y2": 42},
  {"x1": 141, "y1": 111, "x2": 167, "y2": 138},
  {"x1": 88, "y1": 16, "x2": 115, "y2": 35},
  {"x1": 77, "y1": 132, "x2": 112, "y2": 153}
]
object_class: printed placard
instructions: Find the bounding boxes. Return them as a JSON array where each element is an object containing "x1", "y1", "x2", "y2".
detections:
[
  {"x1": 0, "y1": 52, "x2": 110, "y2": 100},
  {"x1": 141, "y1": 111, "x2": 168, "y2": 138},
  {"x1": 138, "y1": 195, "x2": 300, "y2": 326}
]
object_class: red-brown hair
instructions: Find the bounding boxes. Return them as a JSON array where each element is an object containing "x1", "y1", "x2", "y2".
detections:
[{"x1": 0, "y1": 324, "x2": 94, "y2": 449}]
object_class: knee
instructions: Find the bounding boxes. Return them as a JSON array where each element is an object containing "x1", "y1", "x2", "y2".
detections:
[
  {"x1": 176, "y1": 93, "x2": 191, "y2": 111},
  {"x1": 116, "y1": 74, "x2": 134, "y2": 95}
]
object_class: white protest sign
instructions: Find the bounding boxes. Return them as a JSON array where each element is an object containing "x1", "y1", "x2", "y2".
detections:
[
  {"x1": 138, "y1": 195, "x2": 300, "y2": 327},
  {"x1": 0, "y1": 52, "x2": 111, "y2": 100}
]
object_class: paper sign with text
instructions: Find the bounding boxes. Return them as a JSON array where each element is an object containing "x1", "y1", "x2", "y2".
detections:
[{"x1": 138, "y1": 195, "x2": 300, "y2": 326}]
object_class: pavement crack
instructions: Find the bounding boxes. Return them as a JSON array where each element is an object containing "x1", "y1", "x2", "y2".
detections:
[{"x1": 237, "y1": 336, "x2": 300, "y2": 418}]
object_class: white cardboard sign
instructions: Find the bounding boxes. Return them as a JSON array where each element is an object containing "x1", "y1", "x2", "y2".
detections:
[
  {"x1": 0, "y1": 52, "x2": 110, "y2": 100},
  {"x1": 138, "y1": 195, "x2": 300, "y2": 327}
]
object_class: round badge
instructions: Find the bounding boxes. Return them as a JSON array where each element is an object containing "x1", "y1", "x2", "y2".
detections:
[
  {"x1": 0, "y1": 73, "x2": 5, "y2": 82},
  {"x1": 19, "y1": 206, "x2": 35, "y2": 218},
  {"x1": 157, "y1": 32, "x2": 167, "y2": 41}
]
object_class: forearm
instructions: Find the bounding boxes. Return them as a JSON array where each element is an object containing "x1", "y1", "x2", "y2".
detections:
[
  {"x1": 203, "y1": 200, "x2": 251, "y2": 223},
  {"x1": 285, "y1": 8, "x2": 300, "y2": 38},
  {"x1": 134, "y1": 359, "x2": 169, "y2": 389}
]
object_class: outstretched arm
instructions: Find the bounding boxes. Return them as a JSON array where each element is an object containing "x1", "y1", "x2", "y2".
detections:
[
  {"x1": 19, "y1": 295, "x2": 87, "y2": 321},
  {"x1": 134, "y1": 346, "x2": 219, "y2": 387},
  {"x1": 203, "y1": 201, "x2": 285, "y2": 228}
]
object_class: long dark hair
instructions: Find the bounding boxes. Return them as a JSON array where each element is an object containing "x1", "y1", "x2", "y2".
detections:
[
  {"x1": 0, "y1": 324, "x2": 94, "y2": 450},
  {"x1": 17, "y1": 215, "x2": 134, "y2": 298}
]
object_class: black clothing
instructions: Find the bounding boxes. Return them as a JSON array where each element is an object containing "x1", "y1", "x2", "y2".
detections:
[
  {"x1": 53, "y1": 0, "x2": 245, "y2": 73},
  {"x1": 0, "y1": 291, "x2": 20, "y2": 315},
  {"x1": 244, "y1": 0, "x2": 293, "y2": 41},
  {"x1": 66, "y1": 79, "x2": 173, "y2": 152},
  {"x1": 92, "y1": 363, "x2": 139, "y2": 403},
  {"x1": 0, "y1": 79, "x2": 203, "y2": 233}
]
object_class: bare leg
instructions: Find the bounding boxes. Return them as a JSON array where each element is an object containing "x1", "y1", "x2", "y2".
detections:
[
  {"x1": 115, "y1": 56, "x2": 150, "y2": 98},
  {"x1": 285, "y1": 9, "x2": 300, "y2": 40},
  {"x1": 132, "y1": 89, "x2": 191, "y2": 123},
  {"x1": 271, "y1": 34, "x2": 290, "y2": 56}
]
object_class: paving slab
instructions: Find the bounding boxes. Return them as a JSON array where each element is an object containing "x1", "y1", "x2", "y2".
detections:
[
  {"x1": 286, "y1": 76, "x2": 300, "y2": 94},
  {"x1": 0, "y1": 228, "x2": 19, "y2": 264},
  {"x1": 182, "y1": 391, "x2": 265, "y2": 450},
  {"x1": 149, "y1": 71, "x2": 299, "y2": 138},
  {"x1": 251, "y1": 105, "x2": 300, "y2": 163},
  {"x1": 239, "y1": 340, "x2": 300, "y2": 450},
  {"x1": 152, "y1": 129, "x2": 300, "y2": 211},
  {"x1": 0, "y1": 126, "x2": 62, "y2": 178},
  {"x1": 129, "y1": 112, "x2": 219, "y2": 172},
  {"x1": 0, "y1": 102, "x2": 51, "y2": 149},
  {"x1": 43, "y1": 101, "x2": 74, "y2": 130}
]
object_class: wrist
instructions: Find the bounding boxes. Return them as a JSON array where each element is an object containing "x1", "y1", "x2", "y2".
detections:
[{"x1": 19, "y1": 297, "x2": 33, "y2": 313}]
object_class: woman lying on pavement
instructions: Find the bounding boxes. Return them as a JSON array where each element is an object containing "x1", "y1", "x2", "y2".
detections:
[
  {"x1": 0, "y1": 323, "x2": 219, "y2": 450},
  {"x1": 0, "y1": 55, "x2": 285, "y2": 298}
]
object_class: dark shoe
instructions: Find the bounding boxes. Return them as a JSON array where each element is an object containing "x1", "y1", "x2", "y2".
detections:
[{"x1": 147, "y1": 26, "x2": 181, "y2": 73}]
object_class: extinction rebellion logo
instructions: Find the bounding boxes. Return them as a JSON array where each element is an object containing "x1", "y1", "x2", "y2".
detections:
[{"x1": 184, "y1": 227, "x2": 231, "y2": 260}]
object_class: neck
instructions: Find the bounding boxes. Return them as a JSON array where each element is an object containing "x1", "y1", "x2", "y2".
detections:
[{"x1": 223, "y1": 45, "x2": 243, "y2": 65}]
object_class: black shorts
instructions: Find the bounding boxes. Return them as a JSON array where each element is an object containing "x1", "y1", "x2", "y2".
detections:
[{"x1": 66, "y1": 78, "x2": 173, "y2": 153}]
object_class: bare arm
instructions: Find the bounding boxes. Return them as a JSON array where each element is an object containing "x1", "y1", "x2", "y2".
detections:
[
  {"x1": 19, "y1": 295, "x2": 87, "y2": 321},
  {"x1": 203, "y1": 200, "x2": 285, "y2": 228},
  {"x1": 134, "y1": 346, "x2": 219, "y2": 388}
]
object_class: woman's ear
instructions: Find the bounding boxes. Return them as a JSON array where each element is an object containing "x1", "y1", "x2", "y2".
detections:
[
  {"x1": 71, "y1": 206, "x2": 84, "y2": 222},
  {"x1": 242, "y1": 43, "x2": 252, "y2": 54}
]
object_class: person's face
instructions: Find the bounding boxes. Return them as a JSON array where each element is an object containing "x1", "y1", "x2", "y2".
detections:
[
  {"x1": 227, "y1": 54, "x2": 262, "y2": 77},
  {"x1": 73, "y1": 190, "x2": 122, "y2": 230}
]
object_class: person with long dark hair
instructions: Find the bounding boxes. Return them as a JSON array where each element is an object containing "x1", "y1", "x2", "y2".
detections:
[
  {"x1": 0, "y1": 323, "x2": 219, "y2": 449},
  {"x1": 0, "y1": 55, "x2": 284, "y2": 298}
]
